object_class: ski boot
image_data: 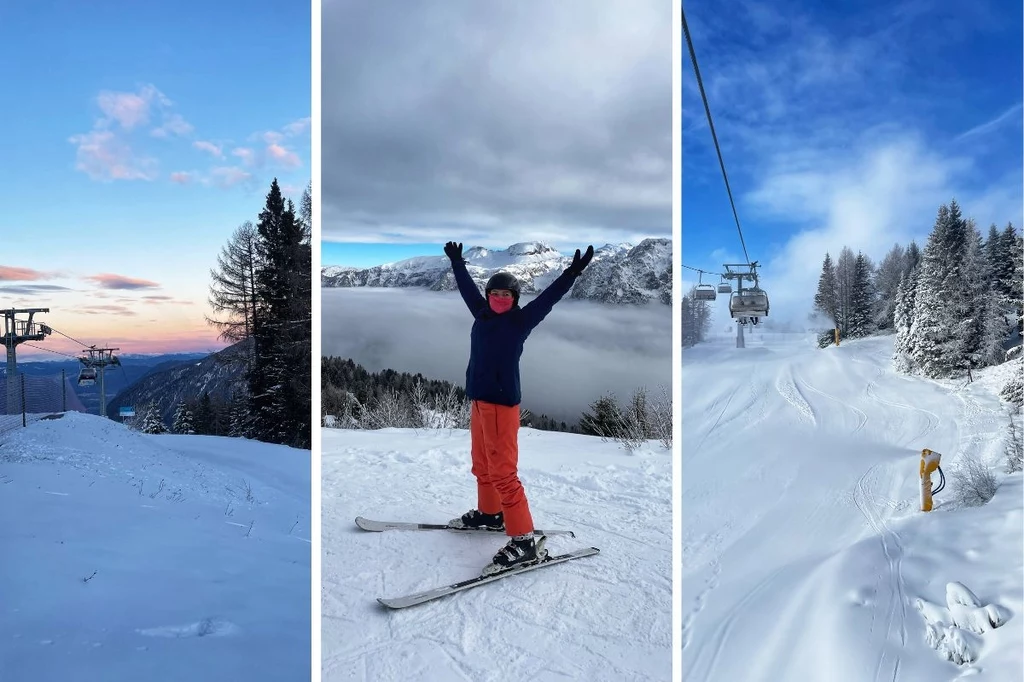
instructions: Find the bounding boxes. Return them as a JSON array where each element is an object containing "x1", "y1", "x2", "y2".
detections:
[
  {"x1": 447, "y1": 509, "x2": 504, "y2": 531},
  {"x1": 482, "y1": 534, "x2": 548, "y2": 576}
]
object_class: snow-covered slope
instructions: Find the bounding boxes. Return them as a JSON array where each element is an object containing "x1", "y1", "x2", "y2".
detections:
[
  {"x1": 321, "y1": 239, "x2": 671, "y2": 305},
  {"x1": 682, "y1": 332, "x2": 1022, "y2": 681},
  {"x1": 321, "y1": 427, "x2": 672, "y2": 681},
  {"x1": 0, "y1": 412, "x2": 311, "y2": 682}
]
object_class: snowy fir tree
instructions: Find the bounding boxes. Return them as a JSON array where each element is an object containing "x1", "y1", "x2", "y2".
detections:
[
  {"x1": 907, "y1": 203, "x2": 964, "y2": 377},
  {"x1": 813, "y1": 252, "x2": 839, "y2": 327},
  {"x1": 846, "y1": 252, "x2": 875, "y2": 338},
  {"x1": 873, "y1": 243, "x2": 905, "y2": 330},
  {"x1": 140, "y1": 402, "x2": 167, "y2": 434},
  {"x1": 681, "y1": 287, "x2": 712, "y2": 347},
  {"x1": 892, "y1": 269, "x2": 919, "y2": 371},
  {"x1": 814, "y1": 202, "x2": 1017, "y2": 379},
  {"x1": 172, "y1": 401, "x2": 196, "y2": 435}
]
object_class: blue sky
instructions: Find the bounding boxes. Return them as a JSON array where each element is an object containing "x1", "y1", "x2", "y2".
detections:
[
  {"x1": 0, "y1": 0, "x2": 310, "y2": 358},
  {"x1": 682, "y1": 0, "x2": 1023, "y2": 325}
]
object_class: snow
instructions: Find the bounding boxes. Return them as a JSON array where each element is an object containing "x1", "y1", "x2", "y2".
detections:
[
  {"x1": 321, "y1": 426, "x2": 672, "y2": 681},
  {"x1": 0, "y1": 412, "x2": 311, "y2": 681},
  {"x1": 682, "y1": 331, "x2": 1022, "y2": 681}
]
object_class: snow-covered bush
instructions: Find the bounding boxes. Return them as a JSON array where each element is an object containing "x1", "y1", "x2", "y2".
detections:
[
  {"x1": 952, "y1": 453, "x2": 998, "y2": 507},
  {"x1": 1005, "y1": 413, "x2": 1023, "y2": 474}
]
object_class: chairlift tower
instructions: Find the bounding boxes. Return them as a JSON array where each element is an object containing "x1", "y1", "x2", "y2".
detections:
[
  {"x1": 721, "y1": 263, "x2": 769, "y2": 347},
  {"x1": 2, "y1": 308, "x2": 51, "y2": 414},
  {"x1": 79, "y1": 347, "x2": 120, "y2": 419}
]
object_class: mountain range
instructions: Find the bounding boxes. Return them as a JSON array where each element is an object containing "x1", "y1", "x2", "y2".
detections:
[{"x1": 321, "y1": 239, "x2": 671, "y2": 305}]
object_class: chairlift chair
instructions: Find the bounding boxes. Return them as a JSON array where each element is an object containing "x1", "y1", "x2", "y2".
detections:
[
  {"x1": 694, "y1": 284, "x2": 717, "y2": 301},
  {"x1": 729, "y1": 288, "x2": 770, "y2": 319},
  {"x1": 78, "y1": 366, "x2": 97, "y2": 386},
  {"x1": 717, "y1": 282, "x2": 732, "y2": 294}
]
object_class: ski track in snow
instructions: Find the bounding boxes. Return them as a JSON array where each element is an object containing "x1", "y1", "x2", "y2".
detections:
[
  {"x1": 321, "y1": 428, "x2": 672, "y2": 682},
  {"x1": 681, "y1": 333, "x2": 1022, "y2": 682}
]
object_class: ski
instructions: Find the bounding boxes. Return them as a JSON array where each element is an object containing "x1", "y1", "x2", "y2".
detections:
[
  {"x1": 377, "y1": 546, "x2": 601, "y2": 609},
  {"x1": 354, "y1": 516, "x2": 575, "y2": 537}
]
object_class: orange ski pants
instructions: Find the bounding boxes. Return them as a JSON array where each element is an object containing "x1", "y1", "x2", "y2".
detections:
[{"x1": 470, "y1": 400, "x2": 534, "y2": 536}]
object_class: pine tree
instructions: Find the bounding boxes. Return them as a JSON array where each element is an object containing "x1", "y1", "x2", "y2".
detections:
[
  {"x1": 835, "y1": 247, "x2": 857, "y2": 333},
  {"x1": 960, "y1": 222, "x2": 987, "y2": 368},
  {"x1": 873, "y1": 244, "x2": 905, "y2": 330},
  {"x1": 580, "y1": 395, "x2": 623, "y2": 438},
  {"x1": 904, "y1": 240, "x2": 922, "y2": 275},
  {"x1": 140, "y1": 402, "x2": 167, "y2": 434},
  {"x1": 248, "y1": 179, "x2": 312, "y2": 448},
  {"x1": 813, "y1": 252, "x2": 840, "y2": 326},
  {"x1": 172, "y1": 401, "x2": 196, "y2": 435},
  {"x1": 893, "y1": 269, "x2": 919, "y2": 371},
  {"x1": 1008, "y1": 228, "x2": 1023, "y2": 333},
  {"x1": 847, "y1": 252, "x2": 875, "y2": 337},
  {"x1": 908, "y1": 201, "x2": 977, "y2": 377},
  {"x1": 207, "y1": 221, "x2": 260, "y2": 343}
]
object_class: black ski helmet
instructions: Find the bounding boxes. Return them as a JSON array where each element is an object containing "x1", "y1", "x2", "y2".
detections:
[{"x1": 485, "y1": 271, "x2": 521, "y2": 305}]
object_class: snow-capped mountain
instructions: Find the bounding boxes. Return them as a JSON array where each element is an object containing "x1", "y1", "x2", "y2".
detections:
[{"x1": 321, "y1": 239, "x2": 670, "y2": 305}]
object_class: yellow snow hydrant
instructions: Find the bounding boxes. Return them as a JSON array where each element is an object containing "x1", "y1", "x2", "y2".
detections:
[{"x1": 920, "y1": 448, "x2": 943, "y2": 512}]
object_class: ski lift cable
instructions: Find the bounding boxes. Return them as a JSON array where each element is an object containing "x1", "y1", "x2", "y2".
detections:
[
  {"x1": 45, "y1": 325, "x2": 96, "y2": 350},
  {"x1": 682, "y1": 263, "x2": 717, "y2": 275},
  {"x1": 681, "y1": 7, "x2": 752, "y2": 267},
  {"x1": 21, "y1": 342, "x2": 78, "y2": 359}
]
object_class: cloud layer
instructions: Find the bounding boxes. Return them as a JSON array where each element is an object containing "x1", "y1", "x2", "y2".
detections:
[
  {"x1": 322, "y1": 0, "x2": 671, "y2": 247},
  {"x1": 322, "y1": 288, "x2": 672, "y2": 424}
]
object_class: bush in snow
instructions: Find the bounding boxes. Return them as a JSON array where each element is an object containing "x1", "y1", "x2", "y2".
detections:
[
  {"x1": 951, "y1": 452, "x2": 998, "y2": 507},
  {"x1": 916, "y1": 581, "x2": 1009, "y2": 666},
  {"x1": 1005, "y1": 413, "x2": 1023, "y2": 474},
  {"x1": 580, "y1": 386, "x2": 671, "y2": 451},
  {"x1": 430, "y1": 384, "x2": 470, "y2": 430},
  {"x1": 999, "y1": 358, "x2": 1023, "y2": 407}
]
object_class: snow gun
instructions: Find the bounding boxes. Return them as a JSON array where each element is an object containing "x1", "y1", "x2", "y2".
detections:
[{"x1": 920, "y1": 448, "x2": 945, "y2": 512}]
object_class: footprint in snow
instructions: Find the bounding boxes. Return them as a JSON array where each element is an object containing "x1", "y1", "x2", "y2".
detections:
[{"x1": 137, "y1": 617, "x2": 238, "y2": 638}]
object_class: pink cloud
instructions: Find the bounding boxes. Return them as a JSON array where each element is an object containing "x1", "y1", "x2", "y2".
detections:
[
  {"x1": 152, "y1": 113, "x2": 194, "y2": 138},
  {"x1": 68, "y1": 130, "x2": 157, "y2": 181},
  {"x1": 95, "y1": 84, "x2": 169, "y2": 130},
  {"x1": 283, "y1": 117, "x2": 311, "y2": 136},
  {"x1": 85, "y1": 273, "x2": 161, "y2": 290},
  {"x1": 193, "y1": 140, "x2": 223, "y2": 157},
  {"x1": 208, "y1": 166, "x2": 253, "y2": 188},
  {"x1": 232, "y1": 147, "x2": 256, "y2": 166},
  {"x1": 267, "y1": 143, "x2": 302, "y2": 168},
  {"x1": 170, "y1": 171, "x2": 192, "y2": 184},
  {"x1": 0, "y1": 266, "x2": 49, "y2": 281}
]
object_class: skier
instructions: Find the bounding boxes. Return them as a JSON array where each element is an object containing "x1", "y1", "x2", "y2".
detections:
[{"x1": 443, "y1": 240, "x2": 594, "y2": 575}]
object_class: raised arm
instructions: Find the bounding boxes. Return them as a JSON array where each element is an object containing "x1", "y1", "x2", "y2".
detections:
[
  {"x1": 444, "y1": 241, "x2": 487, "y2": 316},
  {"x1": 520, "y1": 245, "x2": 594, "y2": 330}
]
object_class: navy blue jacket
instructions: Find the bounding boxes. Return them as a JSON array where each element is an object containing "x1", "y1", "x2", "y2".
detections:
[{"x1": 452, "y1": 260, "x2": 577, "y2": 407}]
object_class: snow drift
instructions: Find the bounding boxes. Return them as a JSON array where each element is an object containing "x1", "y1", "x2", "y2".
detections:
[
  {"x1": 0, "y1": 412, "x2": 311, "y2": 682},
  {"x1": 682, "y1": 332, "x2": 1022, "y2": 681},
  {"x1": 321, "y1": 426, "x2": 672, "y2": 681}
]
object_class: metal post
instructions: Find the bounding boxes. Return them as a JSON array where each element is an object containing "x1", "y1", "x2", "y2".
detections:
[
  {"x1": 99, "y1": 364, "x2": 106, "y2": 419},
  {"x1": 21, "y1": 373, "x2": 26, "y2": 427},
  {"x1": 62, "y1": 369, "x2": 66, "y2": 412}
]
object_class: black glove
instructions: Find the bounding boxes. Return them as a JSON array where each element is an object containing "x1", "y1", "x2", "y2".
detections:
[
  {"x1": 444, "y1": 241, "x2": 464, "y2": 264},
  {"x1": 566, "y1": 245, "x2": 594, "y2": 276}
]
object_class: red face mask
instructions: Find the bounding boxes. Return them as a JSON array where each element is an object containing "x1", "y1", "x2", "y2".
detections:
[{"x1": 489, "y1": 293, "x2": 514, "y2": 314}]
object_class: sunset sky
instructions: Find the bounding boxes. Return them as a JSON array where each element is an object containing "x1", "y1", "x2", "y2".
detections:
[{"x1": 0, "y1": 0, "x2": 310, "y2": 360}]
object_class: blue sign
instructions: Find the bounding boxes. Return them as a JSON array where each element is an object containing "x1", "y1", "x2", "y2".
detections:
[{"x1": 119, "y1": 406, "x2": 136, "y2": 417}]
